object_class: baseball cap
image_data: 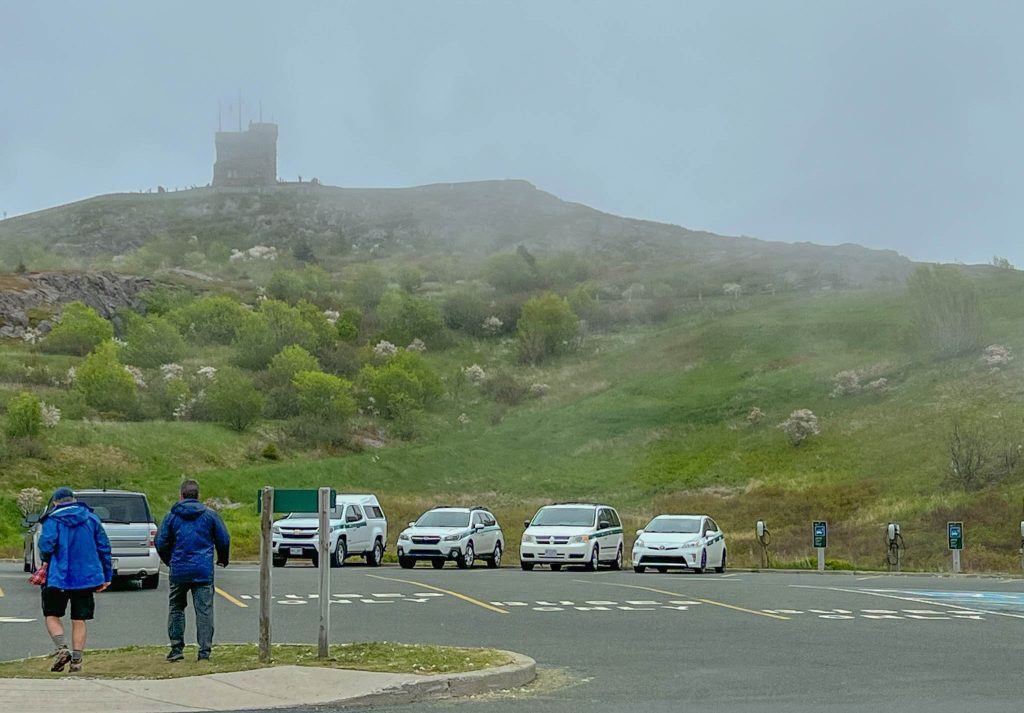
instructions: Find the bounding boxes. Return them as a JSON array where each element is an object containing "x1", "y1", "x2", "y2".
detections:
[{"x1": 51, "y1": 487, "x2": 75, "y2": 502}]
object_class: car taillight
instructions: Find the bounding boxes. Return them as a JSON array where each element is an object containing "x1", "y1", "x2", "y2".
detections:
[{"x1": 149, "y1": 529, "x2": 157, "y2": 547}]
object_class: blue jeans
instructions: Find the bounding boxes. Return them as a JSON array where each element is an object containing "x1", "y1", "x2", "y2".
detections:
[{"x1": 167, "y1": 581, "x2": 214, "y2": 658}]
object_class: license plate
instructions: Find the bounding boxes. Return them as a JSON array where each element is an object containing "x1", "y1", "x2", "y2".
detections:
[
  {"x1": 289, "y1": 548, "x2": 303, "y2": 555},
  {"x1": 544, "y1": 549, "x2": 557, "y2": 558}
]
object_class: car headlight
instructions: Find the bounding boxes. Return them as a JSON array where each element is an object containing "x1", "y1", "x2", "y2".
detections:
[
  {"x1": 522, "y1": 534, "x2": 535, "y2": 543},
  {"x1": 443, "y1": 533, "x2": 463, "y2": 542},
  {"x1": 634, "y1": 539, "x2": 646, "y2": 549},
  {"x1": 398, "y1": 532, "x2": 410, "y2": 541},
  {"x1": 684, "y1": 541, "x2": 702, "y2": 549},
  {"x1": 272, "y1": 526, "x2": 281, "y2": 535},
  {"x1": 569, "y1": 534, "x2": 591, "y2": 544}
]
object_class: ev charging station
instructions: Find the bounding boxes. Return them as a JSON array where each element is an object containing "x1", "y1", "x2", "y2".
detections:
[
  {"x1": 756, "y1": 520, "x2": 771, "y2": 569},
  {"x1": 948, "y1": 521, "x2": 963, "y2": 573},
  {"x1": 885, "y1": 522, "x2": 904, "y2": 572},
  {"x1": 812, "y1": 520, "x2": 827, "y2": 572}
]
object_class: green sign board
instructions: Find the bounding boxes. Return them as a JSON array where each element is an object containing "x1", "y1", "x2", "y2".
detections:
[
  {"x1": 812, "y1": 521, "x2": 828, "y2": 549},
  {"x1": 256, "y1": 489, "x2": 336, "y2": 514},
  {"x1": 947, "y1": 521, "x2": 963, "y2": 550}
]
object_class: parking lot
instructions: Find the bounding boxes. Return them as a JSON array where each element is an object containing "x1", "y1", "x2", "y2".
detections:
[{"x1": 4, "y1": 562, "x2": 1024, "y2": 712}]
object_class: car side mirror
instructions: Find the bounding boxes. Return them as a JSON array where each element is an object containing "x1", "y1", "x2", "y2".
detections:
[
  {"x1": 598, "y1": 520, "x2": 610, "y2": 530},
  {"x1": 704, "y1": 530, "x2": 714, "y2": 538},
  {"x1": 21, "y1": 514, "x2": 40, "y2": 528},
  {"x1": 635, "y1": 529, "x2": 644, "y2": 536},
  {"x1": 473, "y1": 522, "x2": 484, "y2": 530},
  {"x1": 523, "y1": 520, "x2": 530, "y2": 529}
]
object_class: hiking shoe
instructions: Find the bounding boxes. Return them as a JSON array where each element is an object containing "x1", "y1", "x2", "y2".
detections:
[
  {"x1": 166, "y1": 651, "x2": 184, "y2": 663},
  {"x1": 197, "y1": 655, "x2": 211, "y2": 662},
  {"x1": 50, "y1": 648, "x2": 71, "y2": 672},
  {"x1": 69, "y1": 660, "x2": 83, "y2": 673}
]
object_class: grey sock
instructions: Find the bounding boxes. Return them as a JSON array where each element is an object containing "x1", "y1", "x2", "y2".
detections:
[
  {"x1": 71, "y1": 650, "x2": 82, "y2": 662},
  {"x1": 51, "y1": 634, "x2": 66, "y2": 650}
]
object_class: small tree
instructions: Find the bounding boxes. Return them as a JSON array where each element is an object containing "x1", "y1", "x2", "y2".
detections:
[
  {"x1": 516, "y1": 292, "x2": 578, "y2": 364},
  {"x1": 780, "y1": 409, "x2": 820, "y2": 446},
  {"x1": 350, "y1": 265, "x2": 387, "y2": 309},
  {"x1": 397, "y1": 266, "x2": 423, "y2": 293},
  {"x1": 5, "y1": 392, "x2": 43, "y2": 438},
  {"x1": 267, "y1": 345, "x2": 321, "y2": 417},
  {"x1": 120, "y1": 313, "x2": 186, "y2": 368},
  {"x1": 292, "y1": 238, "x2": 317, "y2": 263},
  {"x1": 907, "y1": 265, "x2": 983, "y2": 359},
  {"x1": 377, "y1": 290, "x2": 444, "y2": 346},
  {"x1": 292, "y1": 371, "x2": 356, "y2": 444},
  {"x1": 206, "y1": 367, "x2": 265, "y2": 431},
  {"x1": 359, "y1": 349, "x2": 442, "y2": 419},
  {"x1": 42, "y1": 302, "x2": 113, "y2": 356},
  {"x1": 168, "y1": 295, "x2": 249, "y2": 345},
  {"x1": 76, "y1": 340, "x2": 137, "y2": 415},
  {"x1": 233, "y1": 300, "x2": 318, "y2": 370},
  {"x1": 267, "y1": 269, "x2": 306, "y2": 304}
]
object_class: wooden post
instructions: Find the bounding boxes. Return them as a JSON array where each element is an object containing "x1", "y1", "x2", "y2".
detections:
[
  {"x1": 259, "y1": 487, "x2": 273, "y2": 663},
  {"x1": 317, "y1": 487, "x2": 331, "y2": 659}
]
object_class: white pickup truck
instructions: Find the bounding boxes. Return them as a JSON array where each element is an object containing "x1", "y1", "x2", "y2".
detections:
[{"x1": 271, "y1": 493, "x2": 387, "y2": 568}]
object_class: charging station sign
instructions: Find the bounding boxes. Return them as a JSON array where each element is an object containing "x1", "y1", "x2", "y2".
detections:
[
  {"x1": 813, "y1": 521, "x2": 828, "y2": 548},
  {"x1": 947, "y1": 522, "x2": 963, "y2": 550}
]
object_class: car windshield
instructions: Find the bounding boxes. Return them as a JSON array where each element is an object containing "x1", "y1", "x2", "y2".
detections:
[
  {"x1": 416, "y1": 511, "x2": 470, "y2": 528},
  {"x1": 287, "y1": 507, "x2": 343, "y2": 519},
  {"x1": 75, "y1": 494, "x2": 151, "y2": 524},
  {"x1": 531, "y1": 507, "x2": 596, "y2": 528},
  {"x1": 645, "y1": 517, "x2": 702, "y2": 534}
]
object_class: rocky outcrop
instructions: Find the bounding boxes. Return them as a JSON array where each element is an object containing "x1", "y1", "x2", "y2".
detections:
[{"x1": 0, "y1": 271, "x2": 153, "y2": 339}]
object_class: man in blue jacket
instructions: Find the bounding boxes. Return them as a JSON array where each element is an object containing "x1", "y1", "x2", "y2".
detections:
[
  {"x1": 156, "y1": 479, "x2": 231, "y2": 662},
  {"x1": 38, "y1": 487, "x2": 113, "y2": 673}
]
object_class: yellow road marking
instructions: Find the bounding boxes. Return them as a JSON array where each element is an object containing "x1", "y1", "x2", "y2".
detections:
[
  {"x1": 215, "y1": 586, "x2": 248, "y2": 608},
  {"x1": 365, "y1": 574, "x2": 508, "y2": 614},
  {"x1": 0, "y1": 586, "x2": 4, "y2": 597},
  {"x1": 574, "y1": 579, "x2": 789, "y2": 621}
]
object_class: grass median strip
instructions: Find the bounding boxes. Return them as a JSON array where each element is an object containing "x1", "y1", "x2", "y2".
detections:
[{"x1": 0, "y1": 643, "x2": 513, "y2": 679}]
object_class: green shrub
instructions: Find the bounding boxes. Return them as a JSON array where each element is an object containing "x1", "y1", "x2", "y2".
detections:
[
  {"x1": 206, "y1": 367, "x2": 265, "y2": 431},
  {"x1": 233, "y1": 300, "x2": 318, "y2": 370},
  {"x1": 350, "y1": 265, "x2": 387, "y2": 309},
  {"x1": 335, "y1": 308, "x2": 361, "y2": 342},
  {"x1": 42, "y1": 302, "x2": 113, "y2": 356},
  {"x1": 76, "y1": 341, "x2": 137, "y2": 415},
  {"x1": 296, "y1": 300, "x2": 336, "y2": 350},
  {"x1": 482, "y1": 371, "x2": 528, "y2": 406},
  {"x1": 484, "y1": 251, "x2": 542, "y2": 293},
  {"x1": 5, "y1": 392, "x2": 42, "y2": 438},
  {"x1": 267, "y1": 345, "x2": 321, "y2": 418},
  {"x1": 397, "y1": 266, "x2": 423, "y2": 293},
  {"x1": 120, "y1": 313, "x2": 186, "y2": 368},
  {"x1": 267, "y1": 269, "x2": 306, "y2": 304},
  {"x1": 290, "y1": 371, "x2": 356, "y2": 445},
  {"x1": 358, "y1": 350, "x2": 442, "y2": 419},
  {"x1": 377, "y1": 290, "x2": 444, "y2": 346},
  {"x1": 516, "y1": 292, "x2": 578, "y2": 364},
  {"x1": 168, "y1": 295, "x2": 248, "y2": 345},
  {"x1": 442, "y1": 289, "x2": 491, "y2": 336}
]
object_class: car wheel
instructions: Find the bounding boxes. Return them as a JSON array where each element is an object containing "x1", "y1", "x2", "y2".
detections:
[
  {"x1": 487, "y1": 543, "x2": 502, "y2": 569},
  {"x1": 311, "y1": 552, "x2": 320, "y2": 568},
  {"x1": 715, "y1": 550, "x2": 727, "y2": 574},
  {"x1": 457, "y1": 542, "x2": 475, "y2": 569},
  {"x1": 330, "y1": 540, "x2": 346, "y2": 568},
  {"x1": 584, "y1": 546, "x2": 599, "y2": 572},
  {"x1": 610, "y1": 545, "x2": 623, "y2": 571},
  {"x1": 550, "y1": 563, "x2": 563, "y2": 572},
  {"x1": 693, "y1": 549, "x2": 707, "y2": 574},
  {"x1": 272, "y1": 555, "x2": 287, "y2": 568},
  {"x1": 657, "y1": 567, "x2": 668, "y2": 573},
  {"x1": 634, "y1": 565, "x2": 646, "y2": 574},
  {"x1": 521, "y1": 562, "x2": 535, "y2": 571},
  {"x1": 142, "y1": 573, "x2": 160, "y2": 590},
  {"x1": 365, "y1": 539, "x2": 384, "y2": 567},
  {"x1": 431, "y1": 559, "x2": 445, "y2": 569},
  {"x1": 399, "y1": 556, "x2": 416, "y2": 569}
]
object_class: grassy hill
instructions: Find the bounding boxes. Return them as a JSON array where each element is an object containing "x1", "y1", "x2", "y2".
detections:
[{"x1": 3, "y1": 269, "x2": 1022, "y2": 571}]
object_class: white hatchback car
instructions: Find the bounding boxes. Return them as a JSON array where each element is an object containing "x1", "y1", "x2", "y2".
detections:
[
  {"x1": 397, "y1": 506, "x2": 504, "y2": 569},
  {"x1": 520, "y1": 503, "x2": 624, "y2": 571},
  {"x1": 632, "y1": 514, "x2": 726, "y2": 574}
]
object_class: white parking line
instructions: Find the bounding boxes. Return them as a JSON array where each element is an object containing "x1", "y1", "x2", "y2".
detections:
[{"x1": 791, "y1": 584, "x2": 1024, "y2": 620}]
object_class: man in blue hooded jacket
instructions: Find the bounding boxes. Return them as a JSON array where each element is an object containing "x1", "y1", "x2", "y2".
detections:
[
  {"x1": 38, "y1": 487, "x2": 113, "y2": 673},
  {"x1": 156, "y1": 479, "x2": 230, "y2": 662}
]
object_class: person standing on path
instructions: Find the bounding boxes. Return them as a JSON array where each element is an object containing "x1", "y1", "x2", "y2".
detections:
[
  {"x1": 156, "y1": 479, "x2": 231, "y2": 662},
  {"x1": 37, "y1": 487, "x2": 113, "y2": 673}
]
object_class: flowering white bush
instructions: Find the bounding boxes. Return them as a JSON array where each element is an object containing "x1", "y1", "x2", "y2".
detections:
[
  {"x1": 65, "y1": 366, "x2": 77, "y2": 386},
  {"x1": 747, "y1": 406, "x2": 764, "y2": 424},
  {"x1": 722, "y1": 283, "x2": 743, "y2": 298},
  {"x1": 22, "y1": 327, "x2": 43, "y2": 344},
  {"x1": 780, "y1": 409, "x2": 820, "y2": 446},
  {"x1": 373, "y1": 340, "x2": 398, "y2": 359},
  {"x1": 161, "y1": 363, "x2": 184, "y2": 382},
  {"x1": 457, "y1": 412, "x2": 470, "y2": 426},
  {"x1": 196, "y1": 366, "x2": 217, "y2": 380},
  {"x1": 981, "y1": 344, "x2": 1013, "y2": 367},
  {"x1": 40, "y1": 402, "x2": 61, "y2": 428},
  {"x1": 323, "y1": 310, "x2": 340, "y2": 325},
  {"x1": 463, "y1": 364, "x2": 487, "y2": 385},
  {"x1": 407, "y1": 338, "x2": 427, "y2": 352},
  {"x1": 529, "y1": 383, "x2": 550, "y2": 398},
  {"x1": 482, "y1": 316, "x2": 503, "y2": 336},
  {"x1": 113, "y1": 337, "x2": 128, "y2": 347},
  {"x1": 230, "y1": 245, "x2": 278, "y2": 262},
  {"x1": 124, "y1": 365, "x2": 147, "y2": 389},
  {"x1": 866, "y1": 378, "x2": 888, "y2": 392},
  {"x1": 17, "y1": 487, "x2": 43, "y2": 516},
  {"x1": 173, "y1": 393, "x2": 204, "y2": 421},
  {"x1": 830, "y1": 370, "x2": 862, "y2": 398}
]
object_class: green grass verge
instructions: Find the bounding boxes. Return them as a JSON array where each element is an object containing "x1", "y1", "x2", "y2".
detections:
[{"x1": 0, "y1": 642, "x2": 512, "y2": 679}]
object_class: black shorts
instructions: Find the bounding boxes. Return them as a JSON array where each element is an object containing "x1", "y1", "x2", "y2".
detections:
[{"x1": 41, "y1": 587, "x2": 96, "y2": 620}]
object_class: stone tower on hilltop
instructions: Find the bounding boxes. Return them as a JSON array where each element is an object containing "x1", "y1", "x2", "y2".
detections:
[{"x1": 213, "y1": 122, "x2": 278, "y2": 187}]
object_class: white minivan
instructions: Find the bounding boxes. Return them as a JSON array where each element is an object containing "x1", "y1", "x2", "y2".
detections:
[
  {"x1": 271, "y1": 494, "x2": 387, "y2": 568},
  {"x1": 520, "y1": 503, "x2": 624, "y2": 571}
]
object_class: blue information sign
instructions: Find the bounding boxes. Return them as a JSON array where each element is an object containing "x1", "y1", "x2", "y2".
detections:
[{"x1": 813, "y1": 521, "x2": 827, "y2": 549}]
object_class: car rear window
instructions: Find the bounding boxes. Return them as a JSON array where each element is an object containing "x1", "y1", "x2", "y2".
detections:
[
  {"x1": 366, "y1": 506, "x2": 384, "y2": 519},
  {"x1": 76, "y1": 494, "x2": 152, "y2": 524}
]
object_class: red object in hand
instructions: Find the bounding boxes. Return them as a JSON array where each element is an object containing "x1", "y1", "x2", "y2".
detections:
[{"x1": 28, "y1": 562, "x2": 48, "y2": 586}]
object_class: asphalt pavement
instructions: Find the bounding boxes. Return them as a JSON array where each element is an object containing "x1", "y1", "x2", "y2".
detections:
[{"x1": 4, "y1": 561, "x2": 1024, "y2": 712}]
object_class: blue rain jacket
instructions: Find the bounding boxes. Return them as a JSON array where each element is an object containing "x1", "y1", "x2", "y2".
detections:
[
  {"x1": 156, "y1": 499, "x2": 231, "y2": 583},
  {"x1": 38, "y1": 502, "x2": 113, "y2": 590}
]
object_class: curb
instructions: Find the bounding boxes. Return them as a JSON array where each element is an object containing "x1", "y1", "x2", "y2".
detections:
[
  {"x1": 733, "y1": 567, "x2": 1024, "y2": 580},
  {"x1": 338, "y1": 651, "x2": 537, "y2": 708}
]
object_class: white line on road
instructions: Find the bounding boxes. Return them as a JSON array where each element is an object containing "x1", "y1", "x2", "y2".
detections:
[{"x1": 790, "y1": 584, "x2": 1024, "y2": 620}]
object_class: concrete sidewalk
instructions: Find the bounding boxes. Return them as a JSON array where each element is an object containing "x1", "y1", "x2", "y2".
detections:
[{"x1": 0, "y1": 654, "x2": 537, "y2": 712}]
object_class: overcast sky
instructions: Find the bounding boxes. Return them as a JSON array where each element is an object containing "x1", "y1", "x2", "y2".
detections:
[{"x1": 2, "y1": 1, "x2": 1021, "y2": 266}]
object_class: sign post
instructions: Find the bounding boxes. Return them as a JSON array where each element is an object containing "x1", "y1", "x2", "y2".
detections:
[
  {"x1": 258, "y1": 486, "x2": 273, "y2": 663},
  {"x1": 948, "y1": 521, "x2": 963, "y2": 574},
  {"x1": 317, "y1": 486, "x2": 331, "y2": 659},
  {"x1": 813, "y1": 521, "x2": 827, "y2": 573}
]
